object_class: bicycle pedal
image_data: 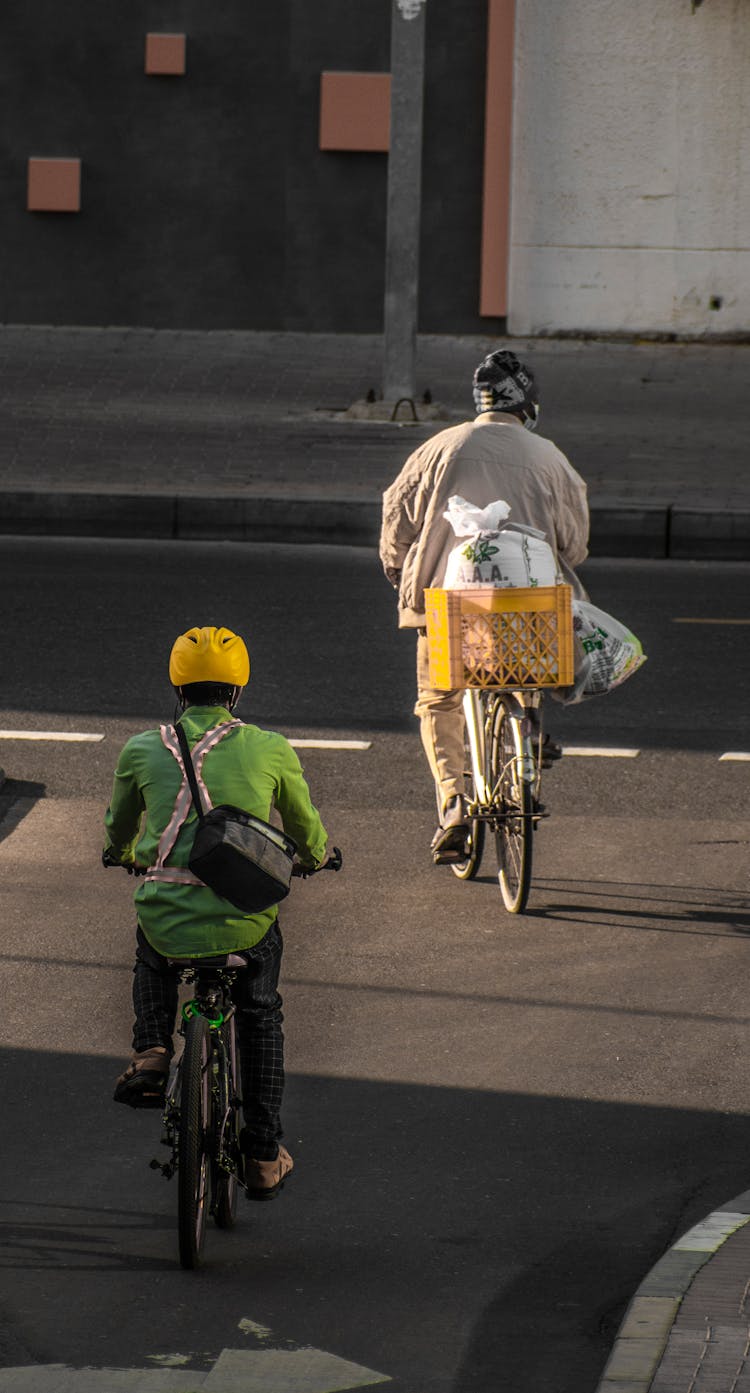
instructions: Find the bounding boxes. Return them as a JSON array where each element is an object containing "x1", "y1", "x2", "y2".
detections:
[{"x1": 149, "y1": 1158, "x2": 175, "y2": 1179}]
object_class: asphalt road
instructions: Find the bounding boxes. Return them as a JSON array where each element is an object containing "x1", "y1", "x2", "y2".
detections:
[{"x1": 0, "y1": 540, "x2": 749, "y2": 1393}]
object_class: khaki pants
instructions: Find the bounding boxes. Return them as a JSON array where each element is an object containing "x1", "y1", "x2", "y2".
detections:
[{"x1": 414, "y1": 631, "x2": 465, "y2": 814}]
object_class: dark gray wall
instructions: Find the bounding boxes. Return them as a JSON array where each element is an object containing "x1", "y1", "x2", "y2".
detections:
[{"x1": 0, "y1": 1, "x2": 498, "y2": 333}]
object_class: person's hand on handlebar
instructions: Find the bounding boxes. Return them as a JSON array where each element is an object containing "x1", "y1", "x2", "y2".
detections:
[
  {"x1": 102, "y1": 849, "x2": 148, "y2": 875},
  {"x1": 291, "y1": 846, "x2": 343, "y2": 877}
]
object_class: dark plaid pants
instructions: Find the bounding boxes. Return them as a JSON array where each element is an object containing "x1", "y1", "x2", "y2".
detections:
[{"x1": 132, "y1": 920, "x2": 285, "y2": 1161}]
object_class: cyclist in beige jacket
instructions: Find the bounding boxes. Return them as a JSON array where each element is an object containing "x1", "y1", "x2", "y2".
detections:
[{"x1": 379, "y1": 349, "x2": 589, "y2": 864}]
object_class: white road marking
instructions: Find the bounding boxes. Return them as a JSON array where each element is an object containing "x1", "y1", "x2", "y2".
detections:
[
  {"x1": 720, "y1": 752, "x2": 750, "y2": 762},
  {"x1": 289, "y1": 739, "x2": 371, "y2": 750},
  {"x1": 0, "y1": 1370, "x2": 189, "y2": 1391},
  {"x1": 237, "y1": 1319, "x2": 273, "y2": 1340},
  {"x1": 0, "y1": 729, "x2": 104, "y2": 742},
  {"x1": 0, "y1": 732, "x2": 371, "y2": 749},
  {"x1": 205, "y1": 1347, "x2": 390, "y2": 1391},
  {"x1": 0, "y1": 1347, "x2": 391, "y2": 1392},
  {"x1": 561, "y1": 746, "x2": 640, "y2": 758}
]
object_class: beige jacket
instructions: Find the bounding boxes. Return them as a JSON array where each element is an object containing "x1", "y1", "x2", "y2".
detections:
[{"x1": 379, "y1": 413, "x2": 590, "y2": 627}]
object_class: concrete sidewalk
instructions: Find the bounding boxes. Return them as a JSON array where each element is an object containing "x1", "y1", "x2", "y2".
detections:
[
  {"x1": 0, "y1": 325, "x2": 748, "y2": 557},
  {"x1": 596, "y1": 1192, "x2": 750, "y2": 1392}
]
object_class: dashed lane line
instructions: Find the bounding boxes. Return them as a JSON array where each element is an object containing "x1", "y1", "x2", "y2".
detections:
[
  {"x1": 0, "y1": 735, "x2": 746, "y2": 763},
  {"x1": 288, "y1": 739, "x2": 372, "y2": 750},
  {"x1": 0, "y1": 730, "x2": 105, "y2": 742},
  {"x1": 0, "y1": 732, "x2": 371, "y2": 749},
  {"x1": 563, "y1": 747, "x2": 750, "y2": 762},
  {"x1": 561, "y1": 746, "x2": 640, "y2": 758}
]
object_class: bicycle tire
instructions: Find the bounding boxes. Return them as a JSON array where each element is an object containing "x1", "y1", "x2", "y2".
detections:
[
  {"x1": 451, "y1": 705, "x2": 486, "y2": 881},
  {"x1": 212, "y1": 1020, "x2": 240, "y2": 1229},
  {"x1": 489, "y1": 697, "x2": 533, "y2": 914},
  {"x1": 178, "y1": 1013, "x2": 211, "y2": 1269}
]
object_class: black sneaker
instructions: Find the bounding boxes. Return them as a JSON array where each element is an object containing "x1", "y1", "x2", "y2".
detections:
[
  {"x1": 430, "y1": 796, "x2": 469, "y2": 865},
  {"x1": 540, "y1": 734, "x2": 563, "y2": 767}
]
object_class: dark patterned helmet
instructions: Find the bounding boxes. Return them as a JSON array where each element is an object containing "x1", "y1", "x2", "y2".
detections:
[{"x1": 472, "y1": 350, "x2": 539, "y2": 429}]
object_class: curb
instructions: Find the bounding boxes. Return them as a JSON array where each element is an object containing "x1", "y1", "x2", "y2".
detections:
[
  {"x1": 1, "y1": 491, "x2": 749, "y2": 559},
  {"x1": 595, "y1": 1191, "x2": 750, "y2": 1393},
  {"x1": 0, "y1": 491, "x2": 381, "y2": 548}
]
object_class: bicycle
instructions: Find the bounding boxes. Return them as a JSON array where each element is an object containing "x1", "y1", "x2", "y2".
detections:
[
  {"x1": 451, "y1": 687, "x2": 544, "y2": 914},
  {"x1": 150, "y1": 953, "x2": 246, "y2": 1269},
  {"x1": 425, "y1": 583, "x2": 574, "y2": 915},
  {"x1": 109, "y1": 849, "x2": 342, "y2": 1269}
]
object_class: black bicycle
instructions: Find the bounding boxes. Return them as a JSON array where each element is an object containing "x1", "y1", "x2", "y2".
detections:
[
  {"x1": 100, "y1": 848, "x2": 340, "y2": 1269},
  {"x1": 148, "y1": 955, "x2": 244, "y2": 1268},
  {"x1": 147, "y1": 847, "x2": 343, "y2": 1270}
]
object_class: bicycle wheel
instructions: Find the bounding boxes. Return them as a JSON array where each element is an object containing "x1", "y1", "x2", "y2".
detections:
[
  {"x1": 489, "y1": 697, "x2": 533, "y2": 913},
  {"x1": 451, "y1": 698, "x2": 486, "y2": 881},
  {"x1": 178, "y1": 1014, "x2": 211, "y2": 1269},
  {"x1": 212, "y1": 1021, "x2": 240, "y2": 1229}
]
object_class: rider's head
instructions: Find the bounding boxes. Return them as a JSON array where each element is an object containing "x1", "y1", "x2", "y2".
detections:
[
  {"x1": 472, "y1": 350, "x2": 539, "y2": 430},
  {"x1": 169, "y1": 626, "x2": 250, "y2": 711}
]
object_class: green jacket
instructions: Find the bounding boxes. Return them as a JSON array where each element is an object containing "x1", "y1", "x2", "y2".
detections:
[{"x1": 104, "y1": 705, "x2": 328, "y2": 958}]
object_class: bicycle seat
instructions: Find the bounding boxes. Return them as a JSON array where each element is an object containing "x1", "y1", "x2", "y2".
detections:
[{"x1": 168, "y1": 953, "x2": 249, "y2": 969}]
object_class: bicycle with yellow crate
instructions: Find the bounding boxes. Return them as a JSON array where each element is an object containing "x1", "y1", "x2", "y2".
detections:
[{"x1": 424, "y1": 583, "x2": 575, "y2": 913}]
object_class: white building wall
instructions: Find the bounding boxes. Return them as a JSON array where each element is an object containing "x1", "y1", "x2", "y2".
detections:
[{"x1": 507, "y1": 0, "x2": 750, "y2": 336}]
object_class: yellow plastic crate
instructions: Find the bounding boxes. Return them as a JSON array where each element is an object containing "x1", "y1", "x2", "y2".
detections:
[{"x1": 424, "y1": 585, "x2": 574, "y2": 689}]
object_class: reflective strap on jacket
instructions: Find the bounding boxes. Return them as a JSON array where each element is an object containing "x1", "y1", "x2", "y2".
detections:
[
  {"x1": 144, "y1": 720, "x2": 242, "y2": 886},
  {"x1": 146, "y1": 867, "x2": 205, "y2": 887}
]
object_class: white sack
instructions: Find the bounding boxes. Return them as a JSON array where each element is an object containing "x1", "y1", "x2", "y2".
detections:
[{"x1": 442, "y1": 494, "x2": 560, "y2": 589}]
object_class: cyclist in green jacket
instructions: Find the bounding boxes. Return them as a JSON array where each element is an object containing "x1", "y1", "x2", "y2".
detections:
[{"x1": 104, "y1": 625, "x2": 330, "y2": 1199}]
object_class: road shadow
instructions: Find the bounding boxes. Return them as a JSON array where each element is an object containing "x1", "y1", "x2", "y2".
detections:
[
  {"x1": 2, "y1": 1049, "x2": 750, "y2": 1391},
  {"x1": 0, "y1": 779, "x2": 46, "y2": 846},
  {"x1": 527, "y1": 876, "x2": 750, "y2": 936}
]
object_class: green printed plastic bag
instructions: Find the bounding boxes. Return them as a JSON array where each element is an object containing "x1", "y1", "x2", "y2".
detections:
[{"x1": 557, "y1": 601, "x2": 646, "y2": 705}]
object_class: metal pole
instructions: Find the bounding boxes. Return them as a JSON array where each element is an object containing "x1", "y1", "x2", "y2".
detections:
[{"x1": 383, "y1": 0, "x2": 426, "y2": 402}]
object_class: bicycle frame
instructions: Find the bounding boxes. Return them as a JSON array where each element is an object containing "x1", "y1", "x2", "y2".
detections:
[
  {"x1": 152, "y1": 966, "x2": 243, "y2": 1198},
  {"x1": 462, "y1": 688, "x2": 543, "y2": 819},
  {"x1": 123, "y1": 853, "x2": 342, "y2": 1267},
  {"x1": 455, "y1": 686, "x2": 547, "y2": 912}
]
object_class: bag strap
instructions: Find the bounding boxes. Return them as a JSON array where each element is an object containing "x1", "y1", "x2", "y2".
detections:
[
  {"x1": 494, "y1": 520, "x2": 548, "y2": 541},
  {"x1": 175, "y1": 720, "x2": 206, "y2": 820},
  {"x1": 147, "y1": 720, "x2": 241, "y2": 880}
]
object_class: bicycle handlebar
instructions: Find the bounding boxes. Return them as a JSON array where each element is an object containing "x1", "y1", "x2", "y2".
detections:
[
  {"x1": 102, "y1": 850, "x2": 147, "y2": 875},
  {"x1": 103, "y1": 846, "x2": 344, "y2": 878},
  {"x1": 294, "y1": 846, "x2": 343, "y2": 877}
]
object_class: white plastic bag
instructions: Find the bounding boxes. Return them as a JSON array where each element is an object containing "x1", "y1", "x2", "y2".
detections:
[
  {"x1": 557, "y1": 601, "x2": 646, "y2": 704},
  {"x1": 442, "y1": 495, "x2": 560, "y2": 589}
]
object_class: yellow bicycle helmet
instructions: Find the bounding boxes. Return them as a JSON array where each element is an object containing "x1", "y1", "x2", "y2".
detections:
[{"x1": 169, "y1": 626, "x2": 250, "y2": 688}]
